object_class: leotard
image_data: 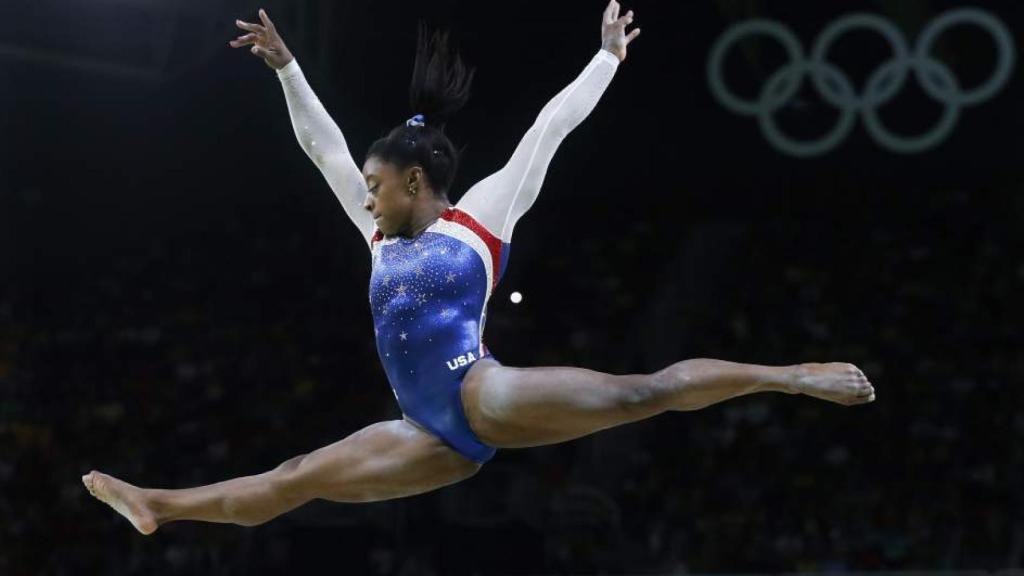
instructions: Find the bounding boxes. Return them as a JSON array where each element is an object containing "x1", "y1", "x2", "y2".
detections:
[{"x1": 277, "y1": 48, "x2": 620, "y2": 462}]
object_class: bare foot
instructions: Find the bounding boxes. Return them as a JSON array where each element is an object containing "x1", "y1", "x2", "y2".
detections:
[
  {"x1": 791, "y1": 363, "x2": 876, "y2": 406},
  {"x1": 81, "y1": 471, "x2": 159, "y2": 535}
]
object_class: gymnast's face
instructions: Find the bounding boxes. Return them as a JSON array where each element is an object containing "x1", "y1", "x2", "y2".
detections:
[{"x1": 362, "y1": 156, "x2": 420, "y2": 237}]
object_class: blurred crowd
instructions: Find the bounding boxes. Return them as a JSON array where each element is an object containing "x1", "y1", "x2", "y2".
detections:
[{"x1": 2, "y1": 183, "x2": 1022, "y2": 575}]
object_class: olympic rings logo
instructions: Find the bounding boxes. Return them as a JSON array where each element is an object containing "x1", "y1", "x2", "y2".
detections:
[{"x1": 708, "y1": 8, "x2": 1016, "y2": 157}]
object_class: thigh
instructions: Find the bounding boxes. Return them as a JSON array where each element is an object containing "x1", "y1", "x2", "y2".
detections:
[
  {"x1": 284, "y1": 419, "x2": 481, "y2": 503},
  {"x1": 461, "y1": 358, "x2": 662, "y2": 449}
]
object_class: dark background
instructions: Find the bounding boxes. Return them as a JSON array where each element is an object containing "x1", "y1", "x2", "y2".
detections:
[{"x1": 2, "y1": 0, "x2": 1022, "y2": 574}]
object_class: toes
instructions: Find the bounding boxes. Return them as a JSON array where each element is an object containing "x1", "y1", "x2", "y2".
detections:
[
  {"x1": 853, "y1": 390, "x2": 876, "y2": 405},
  {"x1": 82, "y1": 471, "x2": 108, "y2": 498},
  {"x1": 843, "y1": 363, "x2": 867, "y2": 379},
  {"x1": 852, "y1": 389, "x2": 874, "y2": 403}
]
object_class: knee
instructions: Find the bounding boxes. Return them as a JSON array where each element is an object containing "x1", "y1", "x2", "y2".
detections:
[
  {"x1": 275, "y1": 453, "x2": 309, "y2": 474},
  {"x1": 614, "y1": 376, "x2": 665, "y2": 416},
  {"x1": 269, "y1": 453, "x2": 314, "y2": 501}
]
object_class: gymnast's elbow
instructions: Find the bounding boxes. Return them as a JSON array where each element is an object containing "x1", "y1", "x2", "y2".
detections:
[
  {"x1": 523, "y1": 123, "x2": 569, "y2": 152},
  {"x1": 307, "y1": 147, "x2": 346, "y2": 169}
]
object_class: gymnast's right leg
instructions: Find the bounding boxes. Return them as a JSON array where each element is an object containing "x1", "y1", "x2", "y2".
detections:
[{"x1": 81, "y1": 419, "x2": 481, "y2": 535}]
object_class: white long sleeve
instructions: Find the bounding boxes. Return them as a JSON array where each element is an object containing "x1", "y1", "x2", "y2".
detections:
[
  {"x1": 456, "y1": 49, "x2": 620, "y2": 242},
  {"x1": 277, "y1": 59, "x2": 375, "y2": 246}
]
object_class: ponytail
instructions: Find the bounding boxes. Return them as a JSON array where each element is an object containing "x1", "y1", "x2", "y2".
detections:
[{"x1": 366, "y1": 22, "x2": 475, "y2": 198}]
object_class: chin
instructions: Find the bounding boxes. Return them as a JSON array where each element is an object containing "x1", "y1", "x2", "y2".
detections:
[{"x1": 379, "y1": 222, "x2": 404, "y2": 237}]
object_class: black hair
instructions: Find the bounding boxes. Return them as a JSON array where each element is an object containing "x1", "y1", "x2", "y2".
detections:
[{"x1": 366, "y1": 22, "x2": 475, "y2": 199}]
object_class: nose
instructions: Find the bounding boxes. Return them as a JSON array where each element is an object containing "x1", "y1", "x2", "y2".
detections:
[{"x1": 363, "y1": 193, "x2": 374, "y2": 212}]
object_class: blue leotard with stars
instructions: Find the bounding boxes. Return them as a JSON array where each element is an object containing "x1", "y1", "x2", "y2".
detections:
[
  {"x1": 369, "y1": 207, "x2": 510, "y2": 463},
  {"x1": 277, "y1": 49, "x2": 620, "y2": 462}
]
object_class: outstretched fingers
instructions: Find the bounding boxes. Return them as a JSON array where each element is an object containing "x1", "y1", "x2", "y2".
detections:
[
  {"x1": 250, "y1": 45, "x2": 271, "y2": 58},
  {"x1": 603, "y1": 0, "x2": 616, "y2": 25},
  {"x1": 235, "y1": 18, "x2": 266, "y2": 36},
  {"x1": 605, "y1": 2, "x2": 640, "y2": 46},
  {"x1": 617, "y1": 9, "x2": 639, "y2": 43},
  {"x1": 229, "y1": 8, "x2": 293, "y2": 70},
  {"x1": 232, "y1": 20, "x2": 265, "y2": 50},
  {"x1": 257, "y1": 8, "x2": 277, "y2": 33},
  {"x1": 229, "y1": 33, "x2": 258, "y2": 48}
]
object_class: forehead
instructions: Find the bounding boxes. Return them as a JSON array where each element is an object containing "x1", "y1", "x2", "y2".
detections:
[{"x1": 362, "y1": 157, "x2": 396, "y2": 179}]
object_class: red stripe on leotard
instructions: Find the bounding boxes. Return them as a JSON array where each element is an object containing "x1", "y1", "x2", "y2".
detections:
[{"x1": 440, "y1": 208, "x2": 503, "y2": 290}]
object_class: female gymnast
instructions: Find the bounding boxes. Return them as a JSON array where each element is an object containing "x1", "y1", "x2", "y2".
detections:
[{"x1": 82, "y1": 1, "x2": 875, "y2": 535}]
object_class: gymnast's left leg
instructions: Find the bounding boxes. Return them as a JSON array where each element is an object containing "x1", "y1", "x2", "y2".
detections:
[
  {"x1": 81, "y1": 419, "x2": 481, "y2": 534},
  {"x1": 461, "y1": 357, "x2": 875, "y2": 448}
]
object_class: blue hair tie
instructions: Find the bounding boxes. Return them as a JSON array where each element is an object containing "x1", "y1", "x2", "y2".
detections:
[{"x1": 406, "y1": 114, "x2": 425, "y2": 127}]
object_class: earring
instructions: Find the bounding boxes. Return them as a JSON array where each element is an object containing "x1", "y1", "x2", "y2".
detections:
[{"x1": 409, "y1": 186, "x2": 417, "y2": 195}]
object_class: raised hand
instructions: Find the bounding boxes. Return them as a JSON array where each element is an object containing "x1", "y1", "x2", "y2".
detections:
[
  {"x1": 229, "y1": 8, "x2": 294, "y2": 70},
  {"x1": 601, "y1": 0, "x2": 641, "y2": 63}
]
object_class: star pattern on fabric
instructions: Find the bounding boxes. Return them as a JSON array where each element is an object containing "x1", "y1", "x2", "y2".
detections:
[{"x1": 369, "y1": 229, "x2": 494, "y2": 383}]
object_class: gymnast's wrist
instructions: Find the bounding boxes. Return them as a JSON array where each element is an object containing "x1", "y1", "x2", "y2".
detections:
[
  {"x1": 598, "y1": 46, "x2": 622, "y2": 65},
  {"x1": 276, "y1": 57, "x2": 301, "y2": 80}
]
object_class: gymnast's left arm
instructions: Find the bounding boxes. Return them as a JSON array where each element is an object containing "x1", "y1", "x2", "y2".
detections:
[{"x1": 456, "y1": 0, "x2": 641, "y2": 242}]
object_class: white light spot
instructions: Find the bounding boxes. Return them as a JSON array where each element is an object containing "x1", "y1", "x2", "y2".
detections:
[{"x1": 510, "y1": 291, "x2": 523, "y2": 304}]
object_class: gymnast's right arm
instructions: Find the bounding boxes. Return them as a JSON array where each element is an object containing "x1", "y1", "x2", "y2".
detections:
[{"x1": 231, "y1": 9, "x2": 375, "y2": 246}]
